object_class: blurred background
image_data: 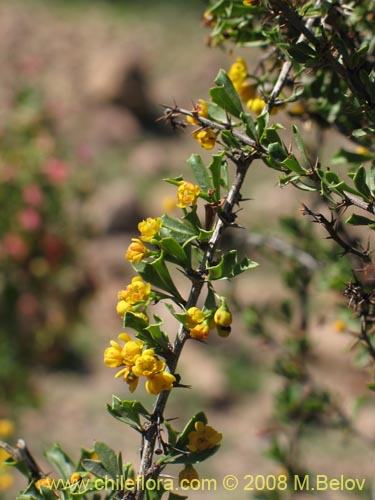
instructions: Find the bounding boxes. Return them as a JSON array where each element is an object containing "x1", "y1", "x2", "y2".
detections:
[{"x1": 0, "y1": 1, "x2": 373, "y2": 499}]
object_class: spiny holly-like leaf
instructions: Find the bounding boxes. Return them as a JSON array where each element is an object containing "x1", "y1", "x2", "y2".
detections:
[
  {"x1": 210, "y1": 69, "x2": 243, "y2": 118},
  {"x1": 144, "y1": 315, "x2": 170, "y2": 352},
  {"x1": 207, "y1": 250, "x2": 258, "y2": 280},
  {"x1": 353, "y1": 165, "x2": 372, "y2": 201},
  {"x1": 160, "y1": 215, "x2": 198, "y2": 245},
  {"x1": 106, "y1": 396, "x2": 150, "y2": 432}
]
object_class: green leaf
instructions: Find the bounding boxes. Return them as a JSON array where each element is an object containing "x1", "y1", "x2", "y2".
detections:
[
  {"x1": 81, "y1": 459, "x2": 108, "y2": 479},
  {"x1": 268, "y1": 142, "x2": 288, "y2": 163},
  {"x1": 281, "y1": 155, "x2": 305, "y2": 173},
  {"x1": 292, "y1": 124, "x2": 310, "y2": 167},
  {"x1": 94, "y1": 442, "x2": 118, "y2": 480},
  {"x1": 133, "y1": 253, "x2": 184, "y2": 304},
  {"x1": 288, "y1": 41, "x2": 316, "y2": 63},
  {"x1": 367, "y1": 382, "x2": 375, "y2": 391},
  {"x1": 144, "y1": 315, "x2": 170, "y2": 351},
  {"x1": 369, "y1": 162, "x2": 375, "y2": 195},
  {"x1": 221, "y1": 130, "x2": 242, "y2": 148},
  {"x1": 107, "y1": 396, "x2": 150, "y2": 431},
  {"x1": 207, "y1": 250, "x2": 258, "y2": 280},
  {"x1": 165, "y1": 421, "x2": 179, "y2": 448},
  {"x1": 346, "y1": 214, "x2": 375, "y2": 226},
  {"x1": 159, "y1": 237, "x2": 188, "y2": 267},
  {"x1": 160, "y1": 215, "x2": 198, "y2": 245},
  {"x1": 257, "y1": 112, "x2": 269, "y2": 141},
  {"x1": 45, "y1": 444, "x2": 74, "y2": 480},
  {"x1": 353, "y1": 165, "x2": 372, "y2": 201},
  {"x1": 241, "y1": 112, "x2": 257, "y2": 141},
  {"x1": 123, "y1": 311, "x2": 149, "y2": 332},
  {"x1": 187, "y1": 154, "x2": 213, "y2": 193},
  {"x1": 208, "y1": 152, "x2": 226, "y2": 201},
  {"x1": 322, "y1": 171, "x2": 361, "y2": 197},
  {"x1": 210, "y1": 69, "x2": 243, "y2": 118},
  {"x1": 206, "y1": 101, "x2": 228, "y2": 123}
]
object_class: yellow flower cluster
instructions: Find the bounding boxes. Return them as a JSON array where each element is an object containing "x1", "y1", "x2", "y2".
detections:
[
  {"x1": 176, "y1": 181, "x2": 201, "y2": 209},
  {"x1": 185, "y1": 299, "x2": 233, "y2": 340},
  {"x1": 187, "y1": 421, "x2": 222, "y2": 452},
  {"x1": 228, "y1": 57, "x2": 266, "y2": 115},
  {"x1": 104, "y1": 333, "x2": 176, "y2": 394},
  {"x1": 125, "y1": 217, "x2": 162, "y2": 263},
  {"x1": 116, "y1": 276, "x2": 151, "y2": 321}
]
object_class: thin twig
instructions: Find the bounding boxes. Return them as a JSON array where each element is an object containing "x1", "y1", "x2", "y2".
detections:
[{"x1": 133, "y1": 156, "x2": 253, "y2": 500}]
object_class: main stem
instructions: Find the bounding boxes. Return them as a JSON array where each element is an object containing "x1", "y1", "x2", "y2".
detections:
[{"x1": 133, "y1": 157, "x2": 252, "y2": 500}]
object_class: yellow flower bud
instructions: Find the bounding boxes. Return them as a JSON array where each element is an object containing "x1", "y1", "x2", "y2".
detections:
[
  {"x1": 214, "y1": 297, "x2": 232, "y2": 327},
  {"x1": 190, "y1": 321, "x2": 210, "y2": 340},
  {"x1": 116, "y1": 299, "x2": 132, "y2": 317}
]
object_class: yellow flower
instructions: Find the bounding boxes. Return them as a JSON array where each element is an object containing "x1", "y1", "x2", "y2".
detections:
[
  {"x1": 132, "y1": 349, "x2": 165, "y2": 377},
  {"x1": 0, "y1": 474, "x2": 13, "y2": 491},
  {"x1": 0, "y1": 419, "x2": 14, "y2": 438},
  {"x1": 247, "y1": 97, "x2": 266, "y2": 115},
  {"x1": 176, "y1": 181, "x2": 201, "y2": 209},
  {"x1": 237, "y1": 81, "x2": 257, "y2": 102},
  {"x1": 123, "y1": 276, "x2": 151, "y2": 304},
  {"x1": 333, "y1": 320, "x2": 346, "y2": 333},
  {"x1": 138, "y1": 217, "x2": 162, "y2": 242},
  {"x1": 35, "y1": 477, "x2": 54, "y2": 492},
  {"x1": 185, "y1": 307, "x2": 205, "y2": 329},
  {"x1": 145, "y1": 372, "x2": 176, "y2": 395},
  {"x1": 116, "y1": 299, "x2": 132, "y2": 317},
  {"x1": 104, "y1": 340, "x2": 125, "y2": 368},
  {"x1": 193, "y1": 128, "x2": 217, "y2": 150},
  {"x1": 228, "y1": 57, "x2": 248, "y2": 88},
  {"x1": 122, "y1": 339, "x2": 144, "y2": 365},
  {"x1": 187, "y1": 421, "x2": 222, "y2": 452},
  {"x1": 243, "y1": 0, "x2": 259, "y2": 5},
  {"x1": 69, "y1": 473, "x2": 82, "y2": 484},
  {"x1": 356, "y1": 146, "x2": 370, "y2": 156},
  {"x1": 115, "y1": 366, "x2": 139, "y2": 393},
  {"x1": 178, "y1": 464, "x2": 199, "y2": 487},
  {"x1": 187, "y1": 99, "x2": 209, "y2": 125},
  {"x1": 125, "y1": 238, "x2": 148, "y2": 263}
]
